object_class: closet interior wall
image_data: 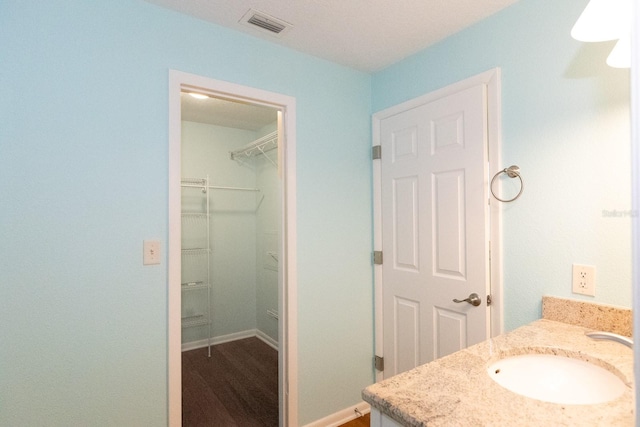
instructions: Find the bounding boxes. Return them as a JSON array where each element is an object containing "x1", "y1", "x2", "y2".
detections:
[{"x1": 181, "y1": 119, "x2": 279, "y2": 350}]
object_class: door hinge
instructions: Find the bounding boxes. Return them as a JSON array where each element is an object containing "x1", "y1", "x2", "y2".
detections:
[
  {"x1": 373, "y1": 251, "x2": 383, "y2": 265},
  {"x1": 487, "y1": 294, "x2": 492, "y2": 306},
  {"x1": 372, "y1": 145, "x2": 382, "y2": 160},
  {"x1": 374, "y1": 355, "x2": 384, "y2": 371}
]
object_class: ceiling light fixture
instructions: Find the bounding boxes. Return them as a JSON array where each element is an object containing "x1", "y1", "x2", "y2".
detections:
[
  {"x1": 571, "y1": 0, "x2": 631, "y2": 68},
  {"x1": 189, "y1": 93, "x2": 210, "y2": 100},
  {"x1": 607, "y1": 34, "x2": 631, "y2": 68}
]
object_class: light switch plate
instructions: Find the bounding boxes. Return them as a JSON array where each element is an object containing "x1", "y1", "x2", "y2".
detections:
[{"x1": 143, "y1": 240, "x2": 161, "y2": 265}]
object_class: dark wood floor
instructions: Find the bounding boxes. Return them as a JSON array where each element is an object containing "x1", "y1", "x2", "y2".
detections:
[
  {"x1": 182, "y1": 337, "x2": 278, "y2": 427},
  {"x1": 339, "y1": 413, "x2": 370, "y2": 427}
]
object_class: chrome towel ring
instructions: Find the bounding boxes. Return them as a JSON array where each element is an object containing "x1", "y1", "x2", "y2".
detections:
[{"x1": 490, "y1": 165, "x2": 523, "y2": 202}]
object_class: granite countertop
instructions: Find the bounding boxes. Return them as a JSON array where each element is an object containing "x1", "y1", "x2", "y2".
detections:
[{"x1": 362, "y1": 319, "x2": 634, "y2": 426}]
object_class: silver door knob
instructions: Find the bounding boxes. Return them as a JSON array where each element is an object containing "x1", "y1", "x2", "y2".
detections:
[{"x1": 453, "y1": 293, "x2": 481, "y2": 307}]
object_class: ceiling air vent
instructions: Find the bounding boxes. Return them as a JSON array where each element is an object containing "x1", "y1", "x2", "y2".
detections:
[{"x1": 239, "y1": 9, "x2": 293, "y2": 37}]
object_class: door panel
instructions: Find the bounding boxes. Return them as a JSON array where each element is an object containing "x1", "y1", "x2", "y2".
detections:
[
  {"x1": 394, "y1": 297, "x2": 419, "y2": 374},
  {"x1": 433, "y1": 307, "x2": 467, "y2": 359},
  {"x1": 381, "y1": 84, "x2": 490, "y2": 379},
  {"x1": 392, "y1": 176, "x2": 419, "y2": 270},
  {"x1": 433, "y1": 170, "x2": 466, "y2": 278}
]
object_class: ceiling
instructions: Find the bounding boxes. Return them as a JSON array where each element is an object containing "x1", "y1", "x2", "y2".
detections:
[
  {"x1": 181, "y1": 92, "x2": 278, "y2": 130},
  {"x1": 146, "y1": 0, "x2": 520, "y2": 73},
  {"x1": 173, "y1": 1, "x2": 521, "y2": 129}
]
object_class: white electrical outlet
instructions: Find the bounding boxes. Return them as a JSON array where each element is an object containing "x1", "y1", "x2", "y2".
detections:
[
  {"x1": 572, "y1": 264, "x2": 595, "y2": 296},
  {"x1": 143, "y1": 240, "x2": 161, "y2": 265}
]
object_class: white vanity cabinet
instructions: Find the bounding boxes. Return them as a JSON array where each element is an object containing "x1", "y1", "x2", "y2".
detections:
[{"x1": 370, "y1": 408, "x2": 402, "y2": 427}]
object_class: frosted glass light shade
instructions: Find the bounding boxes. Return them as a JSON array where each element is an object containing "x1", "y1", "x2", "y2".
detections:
[
  {"x1": 571, "y1": 0, "x2": 631, "y2": 42},
  {"x1": 606, "y1": 35, "x2": 631, "y2": 68},
  {"x1": 189, "y1": 93, "x2": 209, "y2": 100}
]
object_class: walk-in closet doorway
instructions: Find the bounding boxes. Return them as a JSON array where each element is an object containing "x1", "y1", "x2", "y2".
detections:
[{"x1": 168, "y1": 71, "x2": 298, "y2": 427}]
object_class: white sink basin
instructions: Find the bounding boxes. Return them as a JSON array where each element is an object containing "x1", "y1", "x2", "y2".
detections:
[{"x1": 487, "y1": 354, "x2": 626, "y2": 405}]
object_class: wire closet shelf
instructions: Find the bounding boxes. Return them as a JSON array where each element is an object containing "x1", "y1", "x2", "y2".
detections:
[
  {"x1": 229, "y1": 131, "x2": 278, "y2": 168},
  {"x1": 180, "y1": 175, "x2": 213, "y2": 357}
]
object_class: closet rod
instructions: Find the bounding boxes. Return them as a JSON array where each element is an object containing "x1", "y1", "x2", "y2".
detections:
[{"x1": 181, "y1": 183, "x2": 260, "y2": 192}]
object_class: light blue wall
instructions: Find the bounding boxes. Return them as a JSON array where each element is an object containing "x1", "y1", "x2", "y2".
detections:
[
  {"x1": 0, "y1": 1, "x2": 372, "y2": 425},
  {"x1": 373, "y1": 0, "x2": 632, "y2": 331}
]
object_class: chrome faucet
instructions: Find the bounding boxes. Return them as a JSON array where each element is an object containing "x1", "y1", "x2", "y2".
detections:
[{"x1": 586, "y1": 331, "x2": 633, "y2": 349}]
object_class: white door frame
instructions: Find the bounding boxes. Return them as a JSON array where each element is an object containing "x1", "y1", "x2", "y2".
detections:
[
  {"x1": 372, "y1": 68, "x2": 503, "y2": 381},
  {"x1": 167, "y1": 70, "x2": 298, "y2": 426},
  {"x1": 631, "y1": 0, "x2": 639, "y2": 410}
]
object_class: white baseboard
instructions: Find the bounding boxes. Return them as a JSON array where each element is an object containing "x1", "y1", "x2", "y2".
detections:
[
  {"x1": 302, "y1": 402, "x2": 371, "y2": 427},
  {"x1": 182, "y1": 328, "x2": 279, "y2": 352},
  {"x1": 256, "y1": 329, "x2": 279, "y2": 350}
]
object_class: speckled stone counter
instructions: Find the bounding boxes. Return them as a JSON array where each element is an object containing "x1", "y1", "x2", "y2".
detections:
[
  {"x1": 362, "y1": 319, "x2": 634, "y2": 426},
  {"x1": 542, "y1": 296, "x2": 632, "y2": 337}
]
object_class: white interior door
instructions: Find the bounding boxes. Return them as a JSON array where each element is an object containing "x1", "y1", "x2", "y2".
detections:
[{"x1": 380, "y1": 83, "x2": 491, "y2": 378}]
